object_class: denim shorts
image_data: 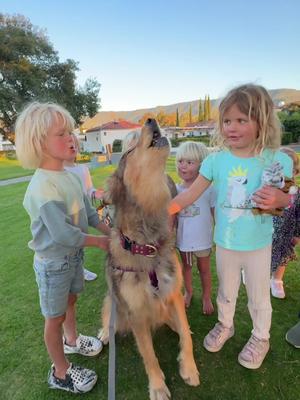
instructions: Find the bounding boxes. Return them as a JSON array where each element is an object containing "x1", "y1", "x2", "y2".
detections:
[{"x1": 33, "y1": 249, "x2": 84, "y2": 318}]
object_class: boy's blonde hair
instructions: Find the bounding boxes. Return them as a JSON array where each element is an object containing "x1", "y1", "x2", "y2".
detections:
[
  {"x1": 212, "y1": 84, "x2": 282, "y2": 154},
  {"x1": 280, "y1": 147, "x2": 300, "y2": 175},
  {"x1": 122, "y1": 130, "x2": 140, "y2": 153},
  {"x1": 15, "y1": 102, "x2": 75, "y2": 169},
  {"x1": 176, "y1": 141, "x2": 209, "y2": 166}
]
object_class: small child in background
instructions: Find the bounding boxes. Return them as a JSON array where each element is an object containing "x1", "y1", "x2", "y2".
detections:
[
  {"x1": 175, "y1": 141, "x2": 215, "y2": 315},
  {"x1": 15, "y1": 102, "x2": 110, "y2": 394},
  {"x1": 271, "y1": 147, "x2": 300, "y2": 298},
  {"x1": 64, "y1": 135, "x2": 105, "y2": 281}
]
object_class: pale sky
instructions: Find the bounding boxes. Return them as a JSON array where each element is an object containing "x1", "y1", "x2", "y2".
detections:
[{"x1": 1, "y1": 0, "x2": 300, "y2": 111}]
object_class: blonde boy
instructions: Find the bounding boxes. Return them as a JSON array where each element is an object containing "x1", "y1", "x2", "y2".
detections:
[{"x1": 15, "y1": 102, "x2": 110, "y2": 393}]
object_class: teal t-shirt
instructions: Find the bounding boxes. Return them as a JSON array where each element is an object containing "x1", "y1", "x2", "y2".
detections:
[{"x1": 200, "y1": 149, "x2": 293, "y2": 251}]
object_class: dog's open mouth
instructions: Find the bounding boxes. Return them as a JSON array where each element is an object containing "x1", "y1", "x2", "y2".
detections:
[{"x1": 146, "y1": 119, "x2": 169, "y2": 148}]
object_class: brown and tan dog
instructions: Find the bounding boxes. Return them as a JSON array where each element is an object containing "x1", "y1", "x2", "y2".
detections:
[{"x1": 99, "y1": 118, "x2": 200, "y2": 400}]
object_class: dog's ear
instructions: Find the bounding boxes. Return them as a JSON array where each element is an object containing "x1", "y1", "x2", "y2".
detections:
[{"x1": 107, "y1": 154, "x2": 127, "y2": 205}]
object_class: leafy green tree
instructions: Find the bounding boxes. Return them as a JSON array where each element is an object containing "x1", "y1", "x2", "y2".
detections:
[
  {"x1": 156, "y1": 111, "x2": 168, "y2": 126},
  {"x1": 0, "y1": 13, "x2": 101, "y2": 140}
]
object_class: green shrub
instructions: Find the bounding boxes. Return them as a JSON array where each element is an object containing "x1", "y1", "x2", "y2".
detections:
[
  {"x1": 282, "y1": 132, "x2": 293, "y2": 145},
  {"x1": 292, "y1": 131, "x2": 300, "y2": 143},
  {"x1": 112, "y1": 139, "x2": 122, "y2": 152},
  {"x1": 170, "y1": 138, "x2": 179, "y2": 147},
  {"x1": 170, "y1": 136, "x2": 210, "y2": 147},
  {"x1": 0, "y1": 150, "x2": 17, "y2": 160},
  {"x1": 76, "y1": 151, "x2": 91, "y2": 163}
]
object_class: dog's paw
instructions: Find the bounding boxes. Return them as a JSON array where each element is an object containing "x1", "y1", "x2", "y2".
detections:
[
  {"x1": 97, "y1": 328, "x2": 109, "y2": 345},
  {"x1": 179, "y1": 361, "x2": 200, "y2": 387},
  {"x1": 149, "y1": 381, "x2": 171, "y2": 400}
]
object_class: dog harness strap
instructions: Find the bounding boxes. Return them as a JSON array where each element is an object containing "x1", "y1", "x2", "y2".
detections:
[
  {"x1": 148, "y1": 271, "x2": 159, "y2": 290},
  {"x1": 120, "y1": 232, "x2": 159, "y2": 257}
]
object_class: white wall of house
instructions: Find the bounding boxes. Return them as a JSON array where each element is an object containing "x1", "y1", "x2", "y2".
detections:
[
  {"x1": 186, "y1": 129, "x2": 213, "y2": 137},
  {"x1": 164, "y1": 127, "x2": 214, "y2": 139},
  {"x1": 80, "y1": 128, "x2": 141, "y2": 153},
  {"x1": 0, "y1": 134, "x2": 15, "y2": 151}
]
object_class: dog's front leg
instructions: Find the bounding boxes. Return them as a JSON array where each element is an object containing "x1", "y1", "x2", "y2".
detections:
[
  {"x1": 131, "y1": 323, "x2": 171, "y2": 400},
  {"x1": 98, "y1": 295, "x2": 111, "y2": 344},
  {"x1": 169, "y1": 293, "x2": 200, "y2": 387}
]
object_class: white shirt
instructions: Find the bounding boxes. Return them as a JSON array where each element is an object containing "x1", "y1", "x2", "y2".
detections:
[
  {"x1": 176, "y1": 183, "x2": 215, "y2": 251},
  {"x1": 64, "y1": 163, "x2": 96, "y2": 199}
]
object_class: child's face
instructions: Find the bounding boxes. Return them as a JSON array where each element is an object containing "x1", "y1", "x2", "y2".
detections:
[
  {"x1": 41, "y1": 114, "x2": 76, "y2": 170},
  {"x1": 222, "y1": 103, "x2": 259, "y2": 156},
  {"x1": 177, "y1": 158, "x2": 200, "y2": 183}
]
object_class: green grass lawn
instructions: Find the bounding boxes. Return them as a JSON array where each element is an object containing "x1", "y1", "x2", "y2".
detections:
[
  {"x1": 0, "y1": 158, "x2": 34, "y2": 180},
  {"x1": 0, "y1": 162, "x2": 300, "y2": 400}
]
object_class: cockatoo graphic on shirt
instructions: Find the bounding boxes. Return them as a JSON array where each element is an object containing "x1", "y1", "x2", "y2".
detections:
[{"x1": 225, "y1": 165, "x2": 249, "y2": 222}]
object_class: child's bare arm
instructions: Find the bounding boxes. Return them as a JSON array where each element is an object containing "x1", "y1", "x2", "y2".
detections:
[
  {"x1": 96, "y1": 221, "x2": 111, "y2": 235},
  {"x1": 83, "y1": 235, "x2": 110, "y2": 251},
  {"x1": 169, "y1": 174, "x2": 211, "y2": 214}
]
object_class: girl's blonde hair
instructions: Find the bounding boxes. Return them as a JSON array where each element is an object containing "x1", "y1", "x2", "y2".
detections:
[
  {"x1": 15, "y1": 102, "x2": 74, "y2": 169},
  {"x1": 122, "y1": 130, "x2": 141, "y2": 153},
  {"x1": 212, "y1": 84, "x2": 282, "y2": 154},
  {"x1": 176, "y1": 141, "x2": 209, "y2": 166},
  {"x1": 280, "y1": 147, "x2": 300, "y2": 175}
]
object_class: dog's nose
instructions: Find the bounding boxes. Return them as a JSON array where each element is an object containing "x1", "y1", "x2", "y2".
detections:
[{"x1": 145, "y1": 118, "x2": 159, "y2": 129}]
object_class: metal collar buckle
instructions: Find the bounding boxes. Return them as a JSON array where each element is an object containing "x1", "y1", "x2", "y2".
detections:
[{"x1": 145, "y1": 244, "x2": 158, "y2": 258}]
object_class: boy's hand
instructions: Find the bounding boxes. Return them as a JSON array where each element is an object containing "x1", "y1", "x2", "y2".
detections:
[
  {"x1": 292, "y1": 237, "x2": 300, "y2": 246},
  {"x1": 94, "y1": 189, "x2": 105, "y2": 199},
  {"x1": 97, "y1": 221, "x2": 111, "y2": 236},
  {"x1": 97, "y1": 236, "x2": 110, "y2": 251}
]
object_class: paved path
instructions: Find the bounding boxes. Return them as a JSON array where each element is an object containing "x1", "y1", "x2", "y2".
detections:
[
  {"x1": 0, "y1": 156, "x2": 121, "y2": 187},
  {"x1": 0, "y1": 175, "x2": 32, "y2": 186},
  {"x1": 2, "y1": 145, "x2": 295, "y2": 187}
]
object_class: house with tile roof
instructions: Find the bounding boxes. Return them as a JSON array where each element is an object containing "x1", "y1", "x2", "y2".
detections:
[
  {"x1": 0, "y1": 134, "x2": 15, "y2": 151},
  {"x1": 163, "y1": 121, "x2": 216, "y2": 139},
  {"x1": 80, "y1": 119, "x2": 141, "y2": 153}
]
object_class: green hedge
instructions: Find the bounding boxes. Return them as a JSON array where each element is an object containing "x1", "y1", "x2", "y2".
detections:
[
  {"x1": 0, "y1": 150, "x2": 17, "y2": 160},
  {"x1": 112, "y1": 139, "x2": 122, "y2": 152},
  {"x1": 170, "y1": 136, "x2": 210, "y2": 147},
  {"x1": 282, "y1": 132, "x2": 293, "y2": 145}
]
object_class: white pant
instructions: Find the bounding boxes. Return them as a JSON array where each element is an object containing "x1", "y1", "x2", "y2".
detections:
[{"x1": 216, "y1": 245, "x2": 272, "y2": 340}]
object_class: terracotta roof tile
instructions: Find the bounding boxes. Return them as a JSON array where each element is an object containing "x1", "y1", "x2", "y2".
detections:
[{"x1": 86, "y1": 119, "x2": 141, "y2": 133}]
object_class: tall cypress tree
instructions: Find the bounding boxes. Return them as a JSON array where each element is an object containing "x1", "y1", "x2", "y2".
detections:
[
  {"x1": 176, "y1": 108, "x2": 180, "y2": 127},
  {"x1": 204, "y1": 95, "x2": 208, "y2": 121},
  {"x1": 198, "y1": 99, "x2": 203, "y2": 122},
  {"x1": 207, "y1": 95, "x2": 211, "y2": 120},
  {"x1": 189, "y1": 104, "x2": 192, "y2": 123}
]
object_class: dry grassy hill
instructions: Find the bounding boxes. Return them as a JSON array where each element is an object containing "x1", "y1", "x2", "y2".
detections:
[{"x1": 82, "y1": 88, "x2": 300, "y2": 130}]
